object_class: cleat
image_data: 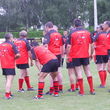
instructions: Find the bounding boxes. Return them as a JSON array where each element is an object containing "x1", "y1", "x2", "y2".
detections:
[
  {"x1": 18, "y1": 88, "x2": 25, "y2": 92},
  {"x1": 78, "y1": 92, "x2": 84, "y2": 96},
  {"x1": 68, "y1": 89, "x2": 75, "y2": 92},
  {"x1": 27, "y1": 87, "x2": 35, "y2": 91},
  {"x1": 4, "y1": 96, "x2": 13, "y2": 100},
  {"x1": 45, "y1": 91, "x2": 53, "y2": 95},
  {"x1": 76, "y1": 88, "x2": 79, "y2": 90},
  {"x1": 33, "y1": 96, "x2": 43, "y2": 99},
  {"x1": 90, "y1": 91, "x2": 96, "y2": 95},
  {"x1": 98, "y1": 85, "x2": 105, "y2": 88},
  {"x1": 53, "y1": 94, "x2": 59, "y2": 97}
]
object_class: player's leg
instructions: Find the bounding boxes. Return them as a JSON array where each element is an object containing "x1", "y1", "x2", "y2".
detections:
[
  {"x1": 67, "y1": 68, "x2": 76, "y2": 92},
  {"x1": 57, "y1": 67, "x2": 63, "y2": 92},
  {"x1": 23, "y1": 69, "x2": 34, "y2": 91},
  {"x1": 5, "y1": 75, "x2": 14, "y2": 99},
  {"x1": 50, "y1": 71, "x2": 59, "y2": 96},
  {"x1": 75, "y1": 66, "x2": 84, "y2": 95},
  {"x1": 34, "y1": 72, "x2": 48, "y2": 99},
  {"x1": 83, "y1": 64, "x2": 95, "y2": 94}
]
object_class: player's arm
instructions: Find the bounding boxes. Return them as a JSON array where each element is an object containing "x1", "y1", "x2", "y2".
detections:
[
  {"x1": 12, "y1": 44, "x2": 20, "y2": 59},
  {"x1": 25, "y1": 40, "x2": 34, "y2": 66},
  {"x1": 31, "y1": 48, "x2": 42, "y2": 74},
  {"x1": 66, "y1": 34, "x2": 72, "y2": 62},
  {"x1": 43, "y1": 33, "x2": 50, "y2": 48}
]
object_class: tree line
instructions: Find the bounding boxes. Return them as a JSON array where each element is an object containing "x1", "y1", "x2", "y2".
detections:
[{"x1": 0, "y1": 0, "x2": 110, "y2": 32}]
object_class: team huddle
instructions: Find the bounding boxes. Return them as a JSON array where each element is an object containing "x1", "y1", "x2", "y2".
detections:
[{"x1": 0, "y1": 19, "x2": 110, "y2": 100}]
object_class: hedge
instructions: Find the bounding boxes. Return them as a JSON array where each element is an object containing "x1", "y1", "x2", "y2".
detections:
[
  {"x1": 0, "y1": 28, "x2": 93, "y2": 39},
  {"x1": 0, "y1": 30, "x2": 44, "y2": 38}
]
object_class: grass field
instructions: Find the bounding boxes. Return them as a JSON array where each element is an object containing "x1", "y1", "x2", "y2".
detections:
[{"x1": 0, "y1": 61, "x2": 110, "y2": 110}]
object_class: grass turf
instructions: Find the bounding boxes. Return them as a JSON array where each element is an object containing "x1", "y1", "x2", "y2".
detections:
[{"x1": 0, "y1": 61, "x2": 110, "y2": 110}]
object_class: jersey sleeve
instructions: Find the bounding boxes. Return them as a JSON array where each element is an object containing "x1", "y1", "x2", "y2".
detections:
[
  {"x1": 31, "y1": 48, "x2": 36, "y2": 60},
  {"x1": 67, "y1": 34, "x2": 71, "y2": 45},
  {"x1": 92, "y1": 33, "x2": 100, "y2": 42},
  {"x1": 43, "y1": 33, "x2": 50, "y2": 44},
  {"x1": 12, "y1": 43, "x2": 19, "y2": 54},
  {"x1": 25, "y1": 39, "x2": 31, "y2": 51}
]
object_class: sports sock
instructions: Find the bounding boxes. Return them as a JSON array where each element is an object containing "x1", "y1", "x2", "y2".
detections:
[
  {"x1": 49, "y1": 87, "x2": 54, "y2": 94},
  {"x1": 24, "y1": 76, "x2": 32, "y2": 89},
  {"x1": 87, "y1": 76, "x2": 94, "y2": 92},
  {"x1": 59, "y1": 85, "x2": 63, "y2": 91},
  {"x1": 78, "y1": 78, "x2": 84, "y2": 94},
  {"x1": 37, "y1": 82, "x2": 44, "y2": 97},
  {"x1": 103, "y1": 70, "x2": 107, "y2": 86},
  {"x1": 19, "y1": 79, "x2": 24, "y2": 90},
  {"x1": 98, "y1": 71, "x2": 105, "y2": 86},
  {"x1": 53, "y1": 81, "x2": 59, "y2": 95},
  {"x1": 71, "y1": 84, "x2": 75, "y2": 90}
]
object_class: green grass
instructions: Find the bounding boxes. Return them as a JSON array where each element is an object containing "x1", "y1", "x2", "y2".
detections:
[{"x1": 0, "y1": 61, "x2": 110, "y2": 110}]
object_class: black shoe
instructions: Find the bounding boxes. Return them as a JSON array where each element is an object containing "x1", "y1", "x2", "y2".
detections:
[
  {"x1": 45, "y1": 91, "x2": 53, "y2": 95},
  {"x1": 33, "y1": 96, "x2": 44, "y2": 99},
  {"x1": 27, "y1": 87, "x2": 35, "y2": 91},
  {"x1": 18, "y1": 89, "x2": 25, "y2": 92},
  {"x1": 53, "y1": 94, "x2": 59, "y2": 97},
  {"x1": 78, "y1": 92, "x2": 84, "y2": 96},
  {"x1": 4, "y1": 96, "x2": 13, "y2": 100},
  {"x1": 76, "y1": 88, "x2": 79, "y2": 90},
  {"x1": 98, "y1": 85, "x2": 105, "y2": 88},
  {"x1": 68, "y1": 89, "x2": 75, "y2": 92},
  {"x1": 90, "y1": 91, "x2": 96, "y2": 95}
]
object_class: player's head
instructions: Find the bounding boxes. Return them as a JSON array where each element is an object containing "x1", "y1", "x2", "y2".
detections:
[
  {"x1": 63, "y1": 30, "x2": 68, "y2": 36},
  {"x1": 19, "y1": 30, "x2": 28, "y2": 38},
  {"x1": 45, "y1": 21, "x2": 53, "y2": 32},
  {"x1": 103, "y1": 21, "x2": 110, "y2": 31},
  {"x1": 73, "y1": 19, "x2": 82, "y2": 27},
  {"x1": 96, "y1": 24, "x2": 103, "y2": 32},
  {"x1": 5, "y1": 33, "x2": 13, "y2": 41},
  {"x1": 53, "y1": 25, "x2": 58, "y2": 32}
]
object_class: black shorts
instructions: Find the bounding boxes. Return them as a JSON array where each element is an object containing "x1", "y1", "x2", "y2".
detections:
[
  {"x1": 66, "y1": 62, "x2": 75, "y2": 69},
  {"x1": 2, "y1": 68, "x2": 16, "y2": 76},
  {"x1": 16, "y1": 64, "x2": 29, "y2": 69},
  {"x1": 41, "y1": 59, "x2": 59, "y2": 73},
  {"x1": 108, "y1": 49, "x2": 110, "y2": 59},
  {"x1": 72, "y1": 58, "x2": 90, "y2": 66},
  {"x1": 95, "y1": 55, "x2": 108, "y2": 64},
  {"x1": 56, "y1": 55, "x2": 62, "y2": 67}
]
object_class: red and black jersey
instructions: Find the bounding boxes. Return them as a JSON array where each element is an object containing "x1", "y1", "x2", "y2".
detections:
[
  {"x1": 44, "y1": 30, "x2": 64, "y2": 55},
  {"x1": 0, "y1": 41, "x2": 18, "y2": 68},
  {"x1": 68, "y1": 28, "x2": 91, "y2": 58},
  {"x1": 14, "y1": 38, "x2": 31, "y2": 64},
  {"x1": 32, "y1": 45, "x2": 57, "y2": 65},
  {"x1": 93, "y1": 32, "x2": 107, "y2": 55}
]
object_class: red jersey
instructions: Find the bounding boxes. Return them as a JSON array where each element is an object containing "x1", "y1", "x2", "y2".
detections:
[
  {"x1": 44, "y1": 30, "x2": 63, "y2": 55},
  {"x1": 94, "y1": 32, "x2": 107, "y2": 55},
  {"x1": 33, "y1": 46, "x2": 57, "y2": 65},
  {"x1": 14, "y1": 38, "x2": 31, "y2": 64},
  {"x1": 0, "y1": 41, "x2": 18, "y2": 68},
  {"x1": 68, "y1": 28, "x2": 91, "y2": 58},
  {"x1": 106, "y1": 31, "x2": 110, "y2": 49}
]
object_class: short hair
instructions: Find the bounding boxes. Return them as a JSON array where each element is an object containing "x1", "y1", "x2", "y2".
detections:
[
  {"x1": 19, "y1": 30, "x2": 27, "y2": 37},
  {"x1": 5, "y1": 33, "x2": 13, "y2": 40},
  {"x1": 97, "y1": 24, "x2": 103, "y2": 30},
  {"x1": 73, "y1": 19, "x2": 82, "y2": 27},
  {"x1": 45, "y1": 21, "x2": 53, "y2": 28},
  {"x1": 104, "y1": 21, "x2": 110, "y2": 27}
]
